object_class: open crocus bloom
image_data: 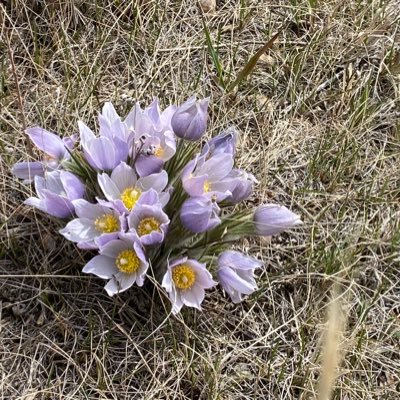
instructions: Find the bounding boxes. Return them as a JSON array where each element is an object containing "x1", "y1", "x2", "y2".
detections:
[
  {"x1": 125, "y1": 98, "x2": 176, "y2": 137},
  {"x1": 98, "y1": 161, "x2": 169, "y2": 213},
  {"x1": 24, "y1": 170, "x2": 85, "y2": 218},
  {"x1": 182, "y1": 152, "x2": 237, "y2": 202},
  {"x1": 12, "y1": 127, "x2": 76, "y2": 181},
  {"x1": 127, "y1": 198, "x2": 170, "y2": 246},
  {"x1": 124, "y1": 99, "x2": 177, "y2": 177},
  {"x1": 217, "y1": 250, "x2": 262, "y2": 303},
  {"x1": 59, "y1": 199, "x2": 124, "y2": 249},
  {"x1": 162, "y1": 257, "x2": 217, "y2": 314},
  {"x1": 135, "y1": 130, "x2": 176, "y2": 177},
  {"x1": 83, "y1": 233, "x2": 148, "y2": 296}
]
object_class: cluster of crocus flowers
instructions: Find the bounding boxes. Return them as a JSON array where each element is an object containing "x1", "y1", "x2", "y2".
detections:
[{"x1": 12, "y1": 96, "x2": 302, "y2": 314}]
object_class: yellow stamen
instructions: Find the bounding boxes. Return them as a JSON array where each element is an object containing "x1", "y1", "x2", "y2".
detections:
[
  {"x1": 115, "y1": 249, "x2": 140, "y2": 274},
  {"x1": 155, "y1": 146, "x2": 164, "y2": 158},
  {"x1": 203, "y1": 180, "x2": 211, "y2": 193},
  {"x1": 137, "y1": 217, "x2": 161, "y2": 236},
  {"x1": 172, "y1": 264, "x2": 196, "y2": 290},
  {"x1": 120, "y1": 187, "x2": 142, "y2": 210},
  {"x1": 94, "y1": 214, "x2": 119, "y2": 233}
]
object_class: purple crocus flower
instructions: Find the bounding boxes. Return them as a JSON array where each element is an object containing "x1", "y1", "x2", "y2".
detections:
[
  {"x1": 180, "y1": 196, "x2": 221, "y2": 233},
  {"x1": 124, "y1": 98, "x2": 176, "y2": 138},
  {"x1": 124, "y1": 99, "x2": 177, "y2": 176},
  {"x1": 202, "y1": 127, "x2": 238, "y2": 157},
  {"x1": 59, "y1": 199, "x2": 124, "y2": 249},
  {"x1": 171, "y1": 95, "x2": 209, "y2": 141},
  {"x1": 78, "y1": 119, "x2": 129, "y2": 171},
  {"x1": 98, "y1": 161, "x2": 169, "y2": 213},
  {"x1": 217, "y1": 250, "x2": 262, "y2": 303},
  {"x1": 24, "y1": 170, "x2": 85, "y2": 218},
  {"x1": 83, "y1": 233, "x2": 148, "y2": 296},
  {"x1": 181, "y1": 152, "x2": 236, "y2": 201},
  {"x1": 225, "y1": 169, "x2": 257, "y2": 204},
  {"x1": 253, "y1": 204, "x2": 302, "y2": 236},
  {"x1": 135, "y1": 130, "x2": 176, "y2": 177},
  {"x1": 12, "y1": 127, "x2": 76, "y2": 181},
  {"x1": 98, "y1": 102, "x2": 132, "y2": 144},
  {"x1": 162, "y1": 257, "x2": 217, "y2": 314},
  {"x1": 127, "y1": 199, "x2": 170, "y2": 245}
]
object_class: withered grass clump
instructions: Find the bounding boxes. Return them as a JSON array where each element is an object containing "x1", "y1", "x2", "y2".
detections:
[{"x1": 1, "y1": 1, "x2": 399, "y2": 399}]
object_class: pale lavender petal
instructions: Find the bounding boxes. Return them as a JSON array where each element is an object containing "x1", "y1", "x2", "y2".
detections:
[
  {"x1": 83, "y1": 255, "x2": 119, "y2": 279},
  {"x1": 137, "y1": 170, "x2": 168, "y2": 193},
  {"x1": 60, "y1": 171, "x2": 85, "y2": 200},
  {"x1": 104, "y1": 278, "x2": 120, "y2": 296},
  {"x1": 41, "y1": 190, "x2": 75, "y2": 217},
  {"x1": 180, "y1": 197, "x2": 220, "y2": 233},
  {"x1": 181, "y1": 285, "x2": 204, "y2": 309},
  {"x1": 218, "y1": 267, "x2": 256, "y2": 295},
  {"x1": 72, "y1": 199, "x2": 108, "y2": 220},
  {"x1": 114, "y1": 272, "x2": 138, "y2": 291},
  {"x1": 110, "y1": 162, "x2": 137, "y2": 192},
  {"x1": 62, "y1": 135, "x2": 77, "y2": 151},
  {"x1": 78, "y1": 121, "x2": 96, "y2": 148},
  {"x1": 199, "y1": 153, "x2": 234, "y2": 182},
  {"x1": 218, "y1": 250, "x2": 262, "y2": 271},
  {"x1": 88, "y1": 137, "x2": 117, "y2": 170},
  {"x1": 171, "y1": 96, "x2": 208, "y2": 141},
  {"x1": 135, "y1": 155, "x2": 164, "y2": 177},
  {"x1": 95, "y1": 232, "x2": 120, "y2": 249},
  {"x1": 98, "y1": 173, "x2": 121, "y2": 201},
  {"x1": 182, "y1": 174, "x2": 208, "y2": 197},
  {"x1": 26, "y1": 127, "x2": 66, "y2": 159},
  {"x1": 99, "y1": 239, "x2": 129, "y2": 258},
  {"x1": 202, "y1": 127, "x2": 238, "y2": 157},
  {"x1": 12, "y1": 162, "x2": 45, "y2": 180},
  {"x1": 59, "y1": 218, "x2": 97, "y2": 242},
  {"x1": 253, "y1": 204, "x2": 302, "y2": 236}
]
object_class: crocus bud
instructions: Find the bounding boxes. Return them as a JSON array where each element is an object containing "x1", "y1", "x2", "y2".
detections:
[
  {"x1": 180, "y1": 196, "x2": 220, "y2": 233},
  {"x1": 217, "y1": 250, "x2": 262, "y2": 303},
  {"x1": 202, "y1": 127, "x2": 238, "y2": 157},
  {"x1": 171, "y1": 95, "x2": 209, "y2": 141},
  {"x1": 253, "y1": 204, "x2": 302, "y2": 236}
]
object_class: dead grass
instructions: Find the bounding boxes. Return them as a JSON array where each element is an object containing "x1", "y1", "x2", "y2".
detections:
[{"x1": 1, "y1": 0, "x2": 400, "y2": 399}]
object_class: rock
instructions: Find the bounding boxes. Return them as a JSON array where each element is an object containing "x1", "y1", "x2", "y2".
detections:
[{"x1": 199, "y1": 0, "x2": 216, "y2": 13}]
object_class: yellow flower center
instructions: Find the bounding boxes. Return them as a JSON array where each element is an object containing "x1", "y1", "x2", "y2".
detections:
[
  {"x1": 115, "y1": 249, "x2": 140, "y2": 274},
  {"x1": 120, "y1": 187, "x2": 142, "y2": 210},
  {"x1": 203, "y1": 180, "x2": 211, "y2": 192},
  {"x1": 155, "y1": 146, "x2": 164, "y2": 158},
  {"x1": 94, "y1": 214, "x2": 119, "y2": 233},
  {"x1": 172, "y1": 264, "x2": 196, "y2": 290},
  {"x1": 137, "y1": 217, "x2": 161, "y2": 236}
]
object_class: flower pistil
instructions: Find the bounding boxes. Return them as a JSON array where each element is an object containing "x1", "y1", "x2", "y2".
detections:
[
  {"x1": 172, "y1": 264, "x2": 196, "y2": 290},
  {"x1": 115, "y1": 250, "x2": 140, "y2": 274}
]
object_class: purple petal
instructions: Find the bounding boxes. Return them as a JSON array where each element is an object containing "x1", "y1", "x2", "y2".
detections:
[
  {"x1": 254, "y1": 204, "x2": 302, "y2": 236},
  {"x1": 83, "y1": 255, "x2": 118, "y2": 279},
  {"x1": 60, "y1": 171, "x2": 85, "y2": 200},
  {"x1": 12, "y1": 162, "x2": 45, "y2": 180},
  {"x1": 26, "y1": 127, "x2": 66, "y2": 160}
]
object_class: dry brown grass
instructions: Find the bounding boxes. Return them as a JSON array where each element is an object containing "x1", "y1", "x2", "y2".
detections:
[{"x1": 1, "y1": 0, "x2": 400, "y2": 399}]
